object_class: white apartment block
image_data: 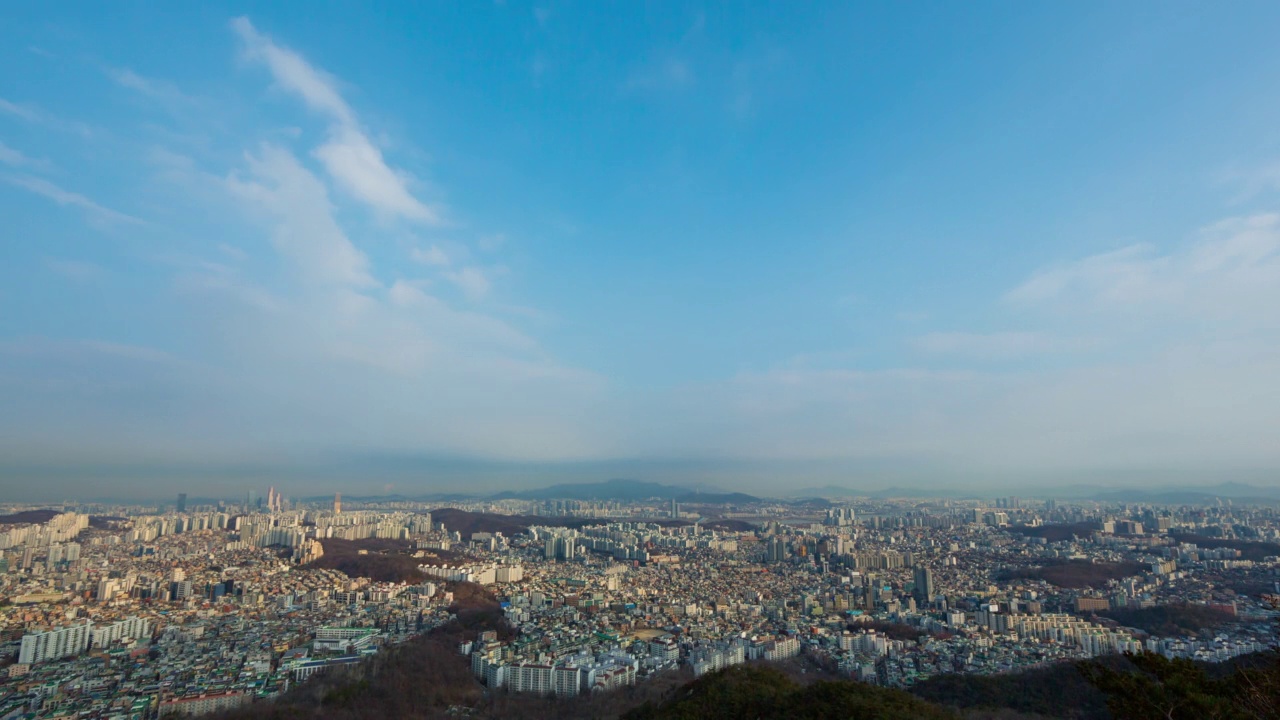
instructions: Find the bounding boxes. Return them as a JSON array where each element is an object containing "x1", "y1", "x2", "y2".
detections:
[{"x1": 19, "y1": 622, "x2": 93, "y2": 665}]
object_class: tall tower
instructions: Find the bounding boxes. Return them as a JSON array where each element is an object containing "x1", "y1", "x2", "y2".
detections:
[
  {"x1": 913, "y1": 567, "x2": 935, "y2": 606},
  {"x1": 334, "y1": 493, "x2": 342, "y2": 514},
  {"x1": 670, "y1": 498, "x2": 678, "y2": 519},
  {"x1": 176, "y1": 493, "x2": 187, "y2": 513}
]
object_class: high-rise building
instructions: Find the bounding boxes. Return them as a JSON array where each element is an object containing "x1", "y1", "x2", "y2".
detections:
[
  {"x1": 176, "y1": 493, "x2": 187, "y2": 513},
  {"x1": 913, "y1": 567, "x2": 935, "y2": 606},
  {"x1": 544, "y1": 535, "x2": 576, "y2": 561},
  {"x1": 334, "y1": 493, "x2": 342, "y2": 514},
  {"x1": 670, "y1": 498, "x2": 679, "y2": 519},
  {"x1": 765, "y1": 536, "x2": 789, "y2": 563},
  {"x1": 19, "y1": 622, "x2": 93, "y2": 665}
]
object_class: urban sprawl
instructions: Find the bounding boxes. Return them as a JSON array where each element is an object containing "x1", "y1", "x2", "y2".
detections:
[{"x1": 2, "y1": 489, "x2": 1278, "y2": 718}]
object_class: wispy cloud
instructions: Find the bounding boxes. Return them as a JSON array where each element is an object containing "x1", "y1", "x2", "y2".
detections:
[
  {"x1": 3, "y1": 174, "x2": 143, "y2": 226},
  {"x1": 1005, "y1": 214, "x2": 1280, "y2": 326},
  {"x1": 478, "y1": 233, "x2": 506, "y2": 252},
  {"x1": 226, "y1": 143, "x2": 375, "y2": 288},
  {"x1": 231, "y1": 17, "x2": 439, "y2": 223},
  {"x1": 45, "y1": 258, "x2": 105, "y2": 280},
  {"x1": 108, "y1": 67, "x2": 197, "y2": 107},
  {"x1": 0, "y1": 140, "x2": 52, "y2": 171},
  {"x1": 0, "y1": 97, "x2": 94, "y2": 137},
  {"x1": 1005, "y1": 244, "x2": 1163, "y2": 305},
  {"x1": 447, "y1": 267, "x2": 492, "y2": 300},
  {"x1": 314, "y1": 126, "x2": 438, "y2": 223},
  {"x1": 0, "y1": 98, "x2": 41, "y2": 122},
  {"x1": 411, "y1": 245, "x2": 450, "y2": 266},
  {"x1": 623, "y1": 55, "x2": 695, "y2": 93},
  {"x1": 217, "y1": 243, "x2": 248, "y2": 261},
  {"x1": 913, "y1": 331, "x2": 1086, "y2": 359}
]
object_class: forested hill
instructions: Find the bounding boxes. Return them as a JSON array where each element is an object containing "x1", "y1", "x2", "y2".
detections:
[{"x1": 625, "y1": 665, "x2": 957, "y2": 720}]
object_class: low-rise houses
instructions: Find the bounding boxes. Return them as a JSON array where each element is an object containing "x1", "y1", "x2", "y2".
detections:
[{"x1": 2, "y1": 494, "x2": 1279, "y2": 717}]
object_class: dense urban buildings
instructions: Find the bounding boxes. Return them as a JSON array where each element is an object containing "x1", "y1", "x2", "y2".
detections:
[{"x1": 1, "y1": 486, "x2": 1278, "y2": 718}]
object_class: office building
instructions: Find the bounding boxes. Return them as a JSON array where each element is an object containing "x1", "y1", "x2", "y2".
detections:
[{"x1": 913, "y1": 567, "x2": 935, "y2": 606}]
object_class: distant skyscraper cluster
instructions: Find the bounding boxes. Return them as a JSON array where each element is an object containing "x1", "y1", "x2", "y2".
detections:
[
  {"x1": 265, "y1": 487, "x2": 284, "y2": 513},
  {"x1": 764, "y1": 536, "x2": 790, "y2": 563},
  {"x1": 544, "y1": 534, "x2": 577, "y2": 561},
  {"x1": 825, "y1": 508, "x2": 856, "y2": 526}
]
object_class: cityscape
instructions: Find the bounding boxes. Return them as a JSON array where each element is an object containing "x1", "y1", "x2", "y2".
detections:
[
  {"x1": 5, "y1": 2, "x2": 1280, "y2": 718},
  {"x1": 1, "y1": 483, "x2": 1278, "y2": 718}
]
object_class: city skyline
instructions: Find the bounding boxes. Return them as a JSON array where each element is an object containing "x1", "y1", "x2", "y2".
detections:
[{"x1": 4, "y1": 3, "x2": 1280, "y2": 499}]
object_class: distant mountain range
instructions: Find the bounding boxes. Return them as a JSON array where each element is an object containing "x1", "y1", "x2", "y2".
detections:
[
  {"x1": 285, "y1": 479, "x2": 1280, "y2": 507},
  {"x1": 489, "y1": 479, "x2": 760, "y2": 504},
  {"x1": 787, "y1": 485, "x2": 980, "y2": 500},
  {"x1": 1074, "y1": 482, "x2": 1280, "y2": 505},
  {"x1": 785, "y1": 481, "x2": 1280, "y2": 504}
]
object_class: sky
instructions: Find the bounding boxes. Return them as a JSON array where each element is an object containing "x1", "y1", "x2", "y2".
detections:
[{"x1": 3, "y1": 2, "x2": 1280, "y2": 500}]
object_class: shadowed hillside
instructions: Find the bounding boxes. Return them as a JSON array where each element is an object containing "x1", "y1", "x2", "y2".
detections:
[
  {"x1": 911, "y1": 661, "x2": 1111, "y2": 719},
  {"x1": 998, "y1": 560, "x2": 1145, "y2": 588},
  {"x1": 1008, "y1": 523, "x2": 1099, "y2": 543},
  {"x1": 1169, "y1": 533, "x2": 1280, "y2": 562},
  {"x1": 430, "y1": 508, "x2": 755, "y2": 537},
  {"x1": 303, "y1": 538, "x2": 467, "y2": 584},
  {"x1": 624, "y1": 665, "x2": 957, "y2": 720},
  {"x1": 0, "y1": 509, "x2": 59, "y2": 525},
  {"x1": 1095, "y1": 603, "x2": 1237, "y2": 636}
]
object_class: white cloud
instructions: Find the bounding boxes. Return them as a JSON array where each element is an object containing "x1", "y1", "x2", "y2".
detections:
[
  {"x1": 411, "y1": 245, "x2": 450, "y2": 266},
  {"x1": 314, "y1": 126, "x2": 437, "y2": 222},
  {"x1": 45, "y1": 258, "x2": 104, "y2": 280},
  {"x1": 0, "y1": 98, "x2": 41, "y2": 122},
  {"x1": 1005, "y1": 214, "x2": 1280, "y2": 330},
  {"x1": 1004, "y1": 244, "x2": 1166, "y2": 305},
  {"x1": 1, "y1": 18, "x2": 614, "y2": 486},
  {"x1": 217, "y1": 243, "x2": 248, "y2": 261},
  {"x1": 447, "y1": 267, "x2": 491, "y2": 300},
  {"x1": 231, "y1": 17, "x2": 438, "y2": 223},
  {"x1": 231, "y1": 18, "x2": 353, "y2": 124},
  {"x1": 110, "y1": 68, "x2": 164, "y2": 96},
  {"x1": 913, "y1": 331, "x2": 1085, "y2": 359},
  {"x1": 226, "y1": 144, "x2": 375, "y2": 288},
  {"x1": 0, "y1": 97, "x2": 94, "y2": 137},
  {"x1": 478, "y1": 233, "x2": 506, "y2": 252},
  {"x1": 623, "y1": 56, "x2": 695, "y2": 93},
  {"x1": 142, "y1": 138, "x2": 606, "y2": 457},
  {"x1": 108, "y1": 68, "x2": 197, "y2": 108},
  {"x1": 0, "y1": 140, "x2": 49, "y2": 170},
  {"x1": 3, "y1": 174, "x2": 143, "y2": 227},
  {"x1": 619, "y1": 212, "x2": 1280, "y2": 477}
]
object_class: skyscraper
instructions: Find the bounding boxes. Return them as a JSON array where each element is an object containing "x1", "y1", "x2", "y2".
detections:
[
  {"x1": 334, "y1": 493, "x2": 342, "y2": 514},
  {"x1": 670, "y1": 498, "x2": 679, "y2": 519},
  {"x1": 765, "y1": 536, "x2": 789, "y2": 563},
  {"x1": 176, "y1": 493, "x2": 187, "y2": 513},
  {"x1": 913, "y1": 567, "x2": 935, "y2": 606}
]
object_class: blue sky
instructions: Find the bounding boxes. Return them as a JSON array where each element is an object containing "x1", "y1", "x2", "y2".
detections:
[{"x1": 3, "y1": 2, "x2": 1280, "y2": 499}]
